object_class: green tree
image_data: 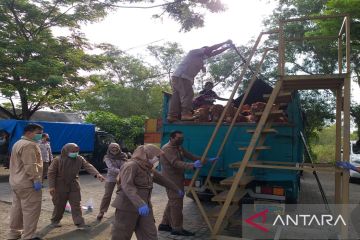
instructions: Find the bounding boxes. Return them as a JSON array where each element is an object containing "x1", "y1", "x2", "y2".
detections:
[
  {"x1": 147, "y1": 42, "x2": 184, "y2": 82},
  {"x1": 0, "y1": 0, "x2": 225, "y2": 119},
  {"x1": 351, "y1": 103, "x2": 360, "y2": 140},
  {"x1": 85, "y1": 111, "x2": 146, "y2": 150}
]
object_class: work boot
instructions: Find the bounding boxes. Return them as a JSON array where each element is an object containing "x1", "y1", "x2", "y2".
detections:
[
  {"x1": 158, "y1": 224, "x2": 172, "y2": 232},
  {"x1": 171, "y1": 229, "x2": 195, "y2": 236},
  {"x1": 49, "y1": 221, "x2": 62, "y2": 228},
  {"x1": 167, "y1": 116, "x2": 178, "y2": 123},
  {"x1": 76, "y1": 223, "x2": 91, "y2": 230},
  {"x1": 97, "y1": 212, "x2": 104, "y2": 221}
]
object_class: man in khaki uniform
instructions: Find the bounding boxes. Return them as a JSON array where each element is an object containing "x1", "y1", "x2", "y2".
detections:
[
  {"x1": 159, "y1": 130, "x2": 217, "y2": 236},
  {"x1": 39, "y1": 133, "x2": 53, "y2": 180},
  {"x1": 111, "y1": 144, "x2": 182, "y2": 240},
  {"x1": 8, "y1": 123, "x2": 44, "y2": 240},
  {"x1": 167, "y1": 40, "x2": 233, "y2": 122},
  {"x1": 48, "y1": 143, "x2": 105, "y2": 228}
]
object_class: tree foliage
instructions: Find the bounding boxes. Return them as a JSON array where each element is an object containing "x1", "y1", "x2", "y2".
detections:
[{"x1": 85, "y1": 111, "x2": 146, "y2": 150}]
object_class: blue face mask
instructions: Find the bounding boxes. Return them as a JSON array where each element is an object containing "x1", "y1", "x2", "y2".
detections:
[
  {"x1": 32, "y1": 134, "x2": 42, "y2": 142},
  {"x1": 68, "y1": 152, "x2": 79, "y2": 158}
]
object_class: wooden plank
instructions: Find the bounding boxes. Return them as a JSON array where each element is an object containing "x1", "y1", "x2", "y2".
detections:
[
  {"x1": 212, "y1": 81, "x2": 284, "y2": 236},
  {"x1": 247, "y1": 128, "x2": 278, "y2": 134},
  {"x1": 239, "y1": 146, "x2": 271, "y2": 151},
  {"x1": 286, "y1": 35, "x2": 338, "y2": 42},
  {"x1": 220, "y1": 176, "x2": 254, "y2": 186},
  {"x1": 283, "y1": 74, "x2": 346, "y2": 81},
  {"x1": 263, "y1": 92, "x2": 292, "y2": 103},
  {"x1": 246, "y1": 162, "x2": 343, "y2": 173},
  {"x1": 283, "y1": 14, "x2": 348, "y2": 23},
  {"x1": 189, "y1": 188, "x2": 213, "y2": 232},
  {"x1": 335, "y1": 88, "x2": 342, "y2": 204},
  {"x1": 208, "y1": 205, "x2": 238, "y2": 218},
  {"x1": 212, "y1": 189, "x2": 247, "y2": 202}
]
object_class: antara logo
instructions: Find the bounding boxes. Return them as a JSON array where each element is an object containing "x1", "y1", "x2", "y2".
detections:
[
  {"x1": 245, "y1": 209, "x2": 347, "y2": 233},
  {"x1": 273, "y1": 214, "x2": 347, "y2": 226}
]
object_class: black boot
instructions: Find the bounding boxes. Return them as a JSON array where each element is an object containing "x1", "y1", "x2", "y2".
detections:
[{"x1": 158, "y1": 224, "x2": 172, "y2": 232}]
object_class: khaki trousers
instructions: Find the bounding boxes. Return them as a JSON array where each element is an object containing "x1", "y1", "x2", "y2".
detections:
[
  {"x1": 111, "y1": 209, "x2": 157, "y2": 240},
  {"x1": 8, "y1": 188, "x2": 42, "y2": 240},
  {"x1": 42, "y1": 162, "x2": 50, "y2": 180},
  {"x1": 99, "y1": 181, "x2": 116, "y2": 213},
  {"x1": 160, "y1": 197, "x2": 184, "y2": 231},
  {"x1": 168, "y1": 76, "x2": 194, "y2": 118},
  {"x1": 51, "y1": 190, "x2": 84, "y2": 225}
]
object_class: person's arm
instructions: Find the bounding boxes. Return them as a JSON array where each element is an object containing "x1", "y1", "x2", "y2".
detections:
[
  {"x1": 47, "y1": 144, "x2": 53, "y2": 162},
  {"x1": 121, "y1": 164, "x2": 146, "y2": 208},
  {"x1": 80, "y1": 157, "x2": 104, "y2": 181},
  {"x1": 21, "y1": 145, "x2": 42, "y2": 183},
  {"x1": 48, "y1": 157, "x2": 58, "y2": 195},
  {"x1": 207, "y1": 40, "x2": 232, "y2": 57},
  {"x1": 104, "y1": 157, "x2": 120, "y2": 175},
  {"x1": 152, "y1": 170, "x2": 180, "y2": 192},
  {"x1": 181, "y1": 147, "x2": 201, "y2": 161},
  {"x1": 163, "y1": 149, "x2": 194, "y2": 170}
]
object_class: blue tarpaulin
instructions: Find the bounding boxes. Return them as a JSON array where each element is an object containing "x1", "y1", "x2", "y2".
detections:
[{"x1": 0, "y1": 120, "x2": 95, "y2": 153}]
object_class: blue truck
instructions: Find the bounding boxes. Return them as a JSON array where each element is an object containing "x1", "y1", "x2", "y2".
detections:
[
  {"x1": 160, "y1": 86, "x2": 305, "y2": 203},
  {"x1": 0, "y1": 120, "x2": 115, "y2": 170}
]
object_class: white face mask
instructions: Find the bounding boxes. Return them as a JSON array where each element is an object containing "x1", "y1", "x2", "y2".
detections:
[{"x1": 149, "y1": 156, "x2": 159, "y2": 165}]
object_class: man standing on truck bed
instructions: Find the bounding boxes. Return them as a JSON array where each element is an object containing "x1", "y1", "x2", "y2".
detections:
[
  {"x1": 167, "y1": 40, "x2": 233, "y2": 123},
  {"x1": 8, "y1": 123, "x2": 44, "y2": 240},
  {"x1": 158, "y1": 130, "x2": 217, "y2": 236}
]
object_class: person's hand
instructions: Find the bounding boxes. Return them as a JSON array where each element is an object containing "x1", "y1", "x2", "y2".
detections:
[
  {"x1": 96, "y1": 174, "x2": 106, "y2": 182},
  {"x1": 194, "y1": 160, "x2": 202, "y2": 169},
  {"x1": 208, "y1": 157, "x2": 219, "y2": 163},
  {"x1": 336, "y1": 161, "x2": 359, "y2": 172},
  {"x1": 49, "y1": 188, "x2": 55, "y2": 196},
  {"x1": 33, "y1": 181, "x2": 42, "y2": 191},
  {"x1": 138, "y1": 204, "x2": 150, "y2": 216},
  {"x1": 178, "y1": 190, "x2": 185, "y2": 198}
]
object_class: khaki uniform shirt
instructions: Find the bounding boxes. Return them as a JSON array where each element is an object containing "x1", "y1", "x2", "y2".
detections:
[
  {"x1": 48, "y1": 155, "x2": 99, "y2": 192},
  {"x1": 9, "y1": 137, "x2": 43, "y2": 189},
  {"x1": 160, "y1": 143, "x2": 197, "y2": 198},
  {"x1": 172, "y1": 48, "x2": 206, "y2": 83},
  {"x1": 112, "y1": 161, "x2": 179, "y2": 212}
]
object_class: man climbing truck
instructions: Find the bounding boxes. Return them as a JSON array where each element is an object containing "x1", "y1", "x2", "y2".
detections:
[{"x1": 160, "y1": 79, "x2": 304, "y2": 204}]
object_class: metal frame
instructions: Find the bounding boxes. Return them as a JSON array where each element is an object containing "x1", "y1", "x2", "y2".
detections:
[{"x1": 186, "y1": 14, "x2": 351, "y2": 240}]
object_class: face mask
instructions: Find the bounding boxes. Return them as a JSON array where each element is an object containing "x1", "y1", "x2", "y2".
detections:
[
  {"x1": 149, "y1": 156, "x2": 159, "y2": 165},
  {"x1": 32, "y1": 134, "x2": 42, "y2": 142},
  {"x1": 110, "y1": 149, "x2": 120, "y2": 155},
  {"x1": 68, "y1": 152, "x2": 79, "y2": 158},
  {"x1": 175, "y1": 138, "x2": 184, "y2": 146}
]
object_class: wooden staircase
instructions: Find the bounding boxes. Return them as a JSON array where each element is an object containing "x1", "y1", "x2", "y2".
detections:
[{"x1": 186, "y1": 14, "x2": 351, "y2": 240}]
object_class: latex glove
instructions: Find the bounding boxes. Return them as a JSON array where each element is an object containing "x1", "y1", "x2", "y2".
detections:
[
  {"x1": 33, "y1": 181, "x2": 42, "y2": 191},
  {"x1": 336, "y1": 161, "x2": 359, "y2": 172},
  {"x1": 208, "y1": 157, "x2": 219, "y2": 163},
  {"x1": 138, "y1": 204, "x2": 150, "y2": 216},
  {"x1": 178, "y1": 190, "x2": 185, "y2": 198},
  {"x1": 49, "y1": 188, "x2": 55, "y2": 196},
  {"x1": 194, "y1": 160, "x2": 202, "y2": 169}
]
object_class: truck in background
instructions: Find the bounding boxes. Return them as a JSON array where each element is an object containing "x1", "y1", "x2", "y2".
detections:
[{"x1": 0, "y1": 120, "x2": 115, "y2": 171}]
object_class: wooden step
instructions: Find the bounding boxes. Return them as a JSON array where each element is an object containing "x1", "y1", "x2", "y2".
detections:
[
  {"x1": 220, "y1": 175, "x2": 254, "y2": 186},
  {"x1": 239, "y1": 146, "x2": 271, "y2": 151},
  {"x1": 207, "y1": 205, "x2": 238, "y2": 218},
  {"x1": 254, "y1": 110, "x2": 285, "y2": 118},
  {"x1": 282, "y1": 74, "x2": 345, "y2": 90},
  {"x1": 211, "y1": 189, "x2": 247, "y2": 202},
  {"x1": 230, "y1": 160, "x2": 262, "y2": 168},
  {"x1": 263, "y1": 92, "x2": 292, "y2": 103},
  {"x1": 247, "y1": 128, "x2": 278, "y2": 134}
]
